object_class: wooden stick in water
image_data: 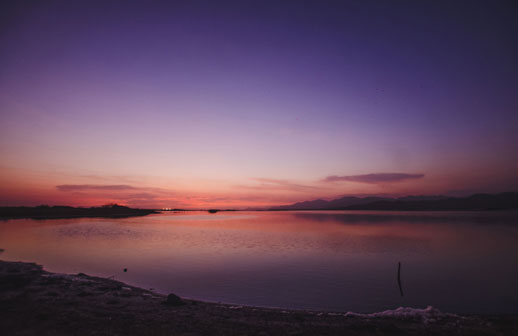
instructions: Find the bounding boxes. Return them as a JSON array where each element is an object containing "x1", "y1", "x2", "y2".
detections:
[{"x1": 398, "y1": 262, "x2": 404, "y2": 297}]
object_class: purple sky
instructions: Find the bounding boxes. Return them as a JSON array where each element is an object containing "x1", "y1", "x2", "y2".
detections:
[{"x1": 0, "y1": 0, "x2": 517, "y2": 208}]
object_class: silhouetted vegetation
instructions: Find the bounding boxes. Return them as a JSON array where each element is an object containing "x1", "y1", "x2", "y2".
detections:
[{"x1": 0, "y1": 204, "x2": 158, "y2": 219}]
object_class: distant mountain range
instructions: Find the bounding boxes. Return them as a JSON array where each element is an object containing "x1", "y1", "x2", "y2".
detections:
[{"x1": 270, "y1": 192, "x2": 518, "y2": 211}]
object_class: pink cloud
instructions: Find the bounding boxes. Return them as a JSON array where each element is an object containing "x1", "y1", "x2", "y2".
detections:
[{"x1": 56, "y1": 184, "x2": 138, "y2": 191}]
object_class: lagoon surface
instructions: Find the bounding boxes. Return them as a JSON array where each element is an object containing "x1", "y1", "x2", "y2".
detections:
[{"x1": 1, "y1": 211, "x2": 517, "y2": 313}]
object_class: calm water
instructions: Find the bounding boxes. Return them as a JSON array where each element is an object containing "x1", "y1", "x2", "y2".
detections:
[{"x1": 1, "y1": 211, "x2": 517, "y2": 313}]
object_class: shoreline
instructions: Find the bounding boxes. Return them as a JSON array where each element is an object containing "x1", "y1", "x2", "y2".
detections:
[
  {"x1": 0, "y1": 205, "x2": 158, "y2": 220},
  {"x1": 1, "y1": 259, "x2": 516, "y2": 335},
  {"x1": 0, "y1": 212, "x2": 156, "y2": 220}
]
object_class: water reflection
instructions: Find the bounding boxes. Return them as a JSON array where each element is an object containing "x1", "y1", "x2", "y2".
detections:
[{"x1": 0, "y1": 211, "x2": 517, "y2": 313}]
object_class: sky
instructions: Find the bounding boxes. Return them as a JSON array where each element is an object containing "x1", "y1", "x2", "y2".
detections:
[{"x1": 0, "y1": 0, "x2": 517, "y2": 208}]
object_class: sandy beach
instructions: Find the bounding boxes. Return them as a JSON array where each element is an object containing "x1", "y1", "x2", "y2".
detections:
[{"x1": 1, "y1": 259, "x2": 516, "y2": 336}]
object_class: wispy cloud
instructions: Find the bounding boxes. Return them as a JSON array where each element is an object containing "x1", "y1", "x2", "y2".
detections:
[
  {"x1": 322, "y1": 173, "x2": 424, "y2": 184},
  {"x1": 55, "y1": 184, "x2": 185, "y2": 208},
  {"x1": 56, "y1": 184, "x2": 138, "y2": 192},
  {"x1": 236, "y1": 178, "x2": 324, "y2": 192}
]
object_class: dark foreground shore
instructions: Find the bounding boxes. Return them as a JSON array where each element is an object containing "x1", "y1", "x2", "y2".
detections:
[{"x1": 1, "y1": 260, "x2": 516, "y2": 336}]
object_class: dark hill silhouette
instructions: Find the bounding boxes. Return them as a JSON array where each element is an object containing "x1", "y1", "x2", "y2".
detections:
[
  {"x1": 271, "y1": 192, "x2": 518, "y2": 211},
  {"x1": 271, "y1": 196, "x2": 389, "y2": 210},
  {"x1": 396, "y1": 195, "x2": 449, "y2": 202},
  {"x1": 0, "y1": 204, "x2": 158, "y2": 219},
  {"x1": 345, "y1": 192, "x2": 518, "y2": 211}
]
